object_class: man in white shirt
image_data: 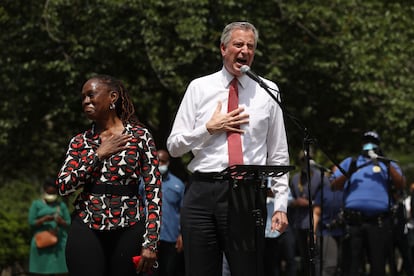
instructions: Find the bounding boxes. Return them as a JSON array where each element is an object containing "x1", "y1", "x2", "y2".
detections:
[{"x1": 167, "y1": 21, "x2": 290, "y2": 276}]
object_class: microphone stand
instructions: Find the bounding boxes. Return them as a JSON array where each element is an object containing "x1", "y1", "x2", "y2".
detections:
[
  {"x1": 303, "y1": 130, "x2": 317, "y2": 276},
  {"x1": 246, "y1": 72, "x2": 348, "y2": 276},
  {"x1": 319, "y1": 168, "x2": 324, "y2": 276},
  {"x1": 315, "y1": 164, "x2": 331, "y2": 276}
]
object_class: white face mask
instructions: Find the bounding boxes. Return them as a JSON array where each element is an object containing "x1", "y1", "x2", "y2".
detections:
[
  {"x1": 43, "y1": 193, "x2": 58, "y2": 203},
  {"x1": 158, "y1": 165, "x2": 168, "y2": 175}
]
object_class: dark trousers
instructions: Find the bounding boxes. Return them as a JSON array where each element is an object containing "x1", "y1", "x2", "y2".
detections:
[
  {"x1": 318, "y1": 235, "x2": 343, "y2": 276},
  {"x1": 181, "y1": 176, "x2": 266, "y2": 276},
  {"x1": 65, "y1": 216, "x2": 144, "y2": 276},
  {"x1": 293, "y1": 228, "x2": 312, "y2": 276},
  {"x1": 152, "y1": 240, "x2": 185, "y2": 276},
  {"x1": 388, "y1": 223, "x2": 414, "y2": 276},
  {"x1": 342, "y1": 218, "x2": 392, "y2": 276},
  {"x1": 264, "y1": 228, "x2": 297, "y2": 276}
]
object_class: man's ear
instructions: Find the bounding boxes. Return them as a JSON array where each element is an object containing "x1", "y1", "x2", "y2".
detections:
[{"x1": 220, "y1": 43, "x2": 226, "y2": 57}]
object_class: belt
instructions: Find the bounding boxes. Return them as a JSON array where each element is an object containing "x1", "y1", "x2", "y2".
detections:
[
  {"x1": 83, "y1": 183, "x2": 139, "y2": 196},
  {"x1": 191, "y1": 171, "x2": 224, "y2": 182},
  {"x1": 191, "y1": 171, "x2": 262, "y2": 184},
  {"x1": 344, "y1": 209, "x2": 390, "y2": 225}
]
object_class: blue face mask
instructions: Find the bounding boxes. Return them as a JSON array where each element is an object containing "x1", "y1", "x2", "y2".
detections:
[
  {"x1": 362, "y1": 143, "x2": 378, "y2": 151},
  {"x1": 158, "y1": 165, "x2": 168, "y2": 175}
]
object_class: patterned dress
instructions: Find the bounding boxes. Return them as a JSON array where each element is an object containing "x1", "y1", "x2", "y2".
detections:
[{"x1": 57, "y1": 122, "x2": 162, "y2": 251}]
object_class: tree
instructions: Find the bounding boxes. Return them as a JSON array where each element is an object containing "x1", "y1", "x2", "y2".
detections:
[
  {"x1": 271, "y1": 1, "x2": 414, "y2": 158},
  {"x1": 1, "y1": 0, "x2": 414, "y2": 267},
  {"x1": 0, "y1": 178, "x2": 40, "y2": 269},
  {"x1": 1, "y1": 0, "x2": 413, "y2": 180}
]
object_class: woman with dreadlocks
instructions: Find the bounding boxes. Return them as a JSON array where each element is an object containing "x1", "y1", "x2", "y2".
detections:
[{"x1": 57, "y1": 75, "x2": 161, "y2": 276}]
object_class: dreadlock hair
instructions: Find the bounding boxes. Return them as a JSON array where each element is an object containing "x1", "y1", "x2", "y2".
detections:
[{"x1": 90, "y1": 74, "x2": 140, "y2": 125}]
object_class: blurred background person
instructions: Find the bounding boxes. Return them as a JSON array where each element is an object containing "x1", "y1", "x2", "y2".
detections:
[
  {"x1": 388, "y1": 187, "x2": 413, "y2": 276},
  {"x1": 331, "y1": 130, "x2": 406, "y2": 276},
  {"x1": 313, "y1": 165, "x2": 344, "y2": 276},
  {"x1": 404, "y1": 182, "x2": 414, "y2": 267},
  {"x1": 28, "y1": 177, "x2": 71, "y2": 276},
  {"x1": 289, "y1": 151, "x2": 327, "y2": 276},
  {"x1": 152, "y1": 149, "x2": 186, "y2": 276},
  {"x1": 264, "y1": 178, "x2": 297, "y2": 276}
]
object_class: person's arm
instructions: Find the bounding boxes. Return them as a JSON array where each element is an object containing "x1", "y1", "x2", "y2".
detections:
[
  {"x1": 264, "y1": 84, "x2": 290, "y2": 233},
  {"x1": 331, "y1": 174, "x2": 348, "y2": 190},
  {"x1": 57, "y1": 132, "x2": 132, "y2": 196},
  {"x1": 175, "y1": 179, "x2": 185, "y2": 253},
  {"x1": 313, "y1": 205, "x2": 321, "y2": 238},
  {"x1": 56, "y1": 134, "x2": 103, "y2": 196},
  {"x1": 266, "y1": 85, "x2": 290, "y2": 212},
  {"x1": 388, "y1": 162, "x2": 406, "y2": 189},
  {"x1": 35, "y1": 215, "x2": 55, "y2": 227},
  {"x1": 290, "y1": 197, "x2": 310, "y2": 207},
  {"x1": 136, "y1": 127, "x2": 161, "y2": 273},
  {"x1": 167, "y1": 82, "x2": 213, "y2": 158},
  {"x1": 139, "y1": 128, "x2": 162, "y2": 248},
  {"x1": 330, "y1": 157, "x2": 353, "y2": 190},
  {"x1": 271, "y1": 211, "x2": 288, "y2": 233},
  {"x1": 28, "y1": 201, "x2": 54, "y2": 228},
  {"x1": 55, "y1": 202, "x2": 71, "y2": 229},
  {"x1": 175, "y1": 234, "x2": 183, "y2": 253}
]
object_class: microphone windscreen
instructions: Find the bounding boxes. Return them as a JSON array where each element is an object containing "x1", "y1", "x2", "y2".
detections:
[{"x1": 240, "y1": 65, "x2": 250, "y2": 73}]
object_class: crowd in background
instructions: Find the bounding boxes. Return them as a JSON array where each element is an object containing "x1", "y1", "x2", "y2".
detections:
[
  {"x1": 160, "y1": 131, "x2": 414, "y2": 276},
  {"x1": 268, "y1": 177, "x2": 414, "y2": 276},
  {"x1": 28, "y1": 141, "x2": 414, "y2": 276},
  {"x1": 28, "y1": 138, "x2": 414, "y2": 276},
  {"x1": 269, "y1": 131, "x2": 413, "y2": 276}
]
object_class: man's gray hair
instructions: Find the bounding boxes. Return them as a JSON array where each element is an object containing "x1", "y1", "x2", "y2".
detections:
[{"x1": 220, "y1": 21, "x2": 259, "y2": 49}]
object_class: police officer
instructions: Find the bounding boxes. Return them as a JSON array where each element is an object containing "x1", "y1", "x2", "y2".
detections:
[{"x1": 331, "y1": 131, "x2": 405, "y2": 276}]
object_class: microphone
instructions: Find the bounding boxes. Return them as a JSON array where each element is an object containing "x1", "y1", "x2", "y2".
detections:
[
  {"x1": 367, "y1": 150, "x2": 379, "y2": 165},
  {"x1": 309, "y1": 159, "x2": 332, "y2": 173},
  {"x1": 367, "y1": 150, "x2": 396, "y2": 164},
  {"x1": 240, "y1": 65, "x2": 269, "y2": 89}
]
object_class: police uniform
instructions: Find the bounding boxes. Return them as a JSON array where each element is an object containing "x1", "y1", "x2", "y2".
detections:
[{"x1": 331, "y1": 131, "x2": 405, "y2": 276}]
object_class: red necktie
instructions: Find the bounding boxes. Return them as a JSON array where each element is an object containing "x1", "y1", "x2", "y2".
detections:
[{"x1": 227, "y1": 78, "x2": 243, "y2": 166}]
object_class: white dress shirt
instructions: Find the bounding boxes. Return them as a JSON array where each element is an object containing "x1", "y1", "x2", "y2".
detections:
[{"x1": 167, "y1": 67, "x2": 290, "y2": 212}]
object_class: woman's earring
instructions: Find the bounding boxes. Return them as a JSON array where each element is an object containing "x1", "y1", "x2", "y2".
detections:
[{"x1": 109, "y1": 103, "x2": 115, "y2": 110}]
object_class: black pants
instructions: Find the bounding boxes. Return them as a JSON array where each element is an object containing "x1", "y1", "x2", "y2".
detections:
[
  {"x1": 65, "y1": 216, "x2": 145, "y2": 276},
  {"x1": 152, "y1": 240, "x2": 185, "y2": 276},
  {"x1": 341, "y1": 217, "x2": 392, "y2": 276},
  {"x1": 293, "y1": 228, "x2": 312, "y2": 276},
  {"x1": 181, "y1": 175, "x2": 266, "y2": 276},
  {"x1": 264, "y1": 228, "x2": 297, "y2": 276}
]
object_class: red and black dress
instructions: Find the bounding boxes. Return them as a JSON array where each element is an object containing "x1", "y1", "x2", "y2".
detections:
[{"x1": 57, "y1": 123, "x2": 161, "y2": 275}]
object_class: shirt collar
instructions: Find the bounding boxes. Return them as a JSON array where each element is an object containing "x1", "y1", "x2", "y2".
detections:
[
  {"x1": 221, "y1": 66, "x2": 250, "y2": 89},
  {"x1": 162, "y1": 173, "x2": 170, "y2": 181}
]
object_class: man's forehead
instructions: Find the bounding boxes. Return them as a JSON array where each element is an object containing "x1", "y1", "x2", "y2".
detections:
[{"x1": 158, "y1": 151, "x2": 169, "y2": 161}]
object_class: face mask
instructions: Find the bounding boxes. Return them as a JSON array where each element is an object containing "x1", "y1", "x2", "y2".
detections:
[
  {"x1": 43, "y1": 193, "x2": 58, "y2": 203},
  {"x1": 158, "y1": 165, "x2": 168, "y2": 175},
  {"x1": 362, "y1": 143, "x2": 378, "y2": 151}
]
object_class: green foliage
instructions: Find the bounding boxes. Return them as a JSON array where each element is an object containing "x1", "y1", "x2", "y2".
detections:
[
  {"x1": 1, "y1": 0, "x2": 414, "y2": 266},
  {"x1": 264, "y1": 1, "x2": 414, "y2": 157},
  {"x1": 0, "y1": 178, "x2": 41, "y2": 268}
]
